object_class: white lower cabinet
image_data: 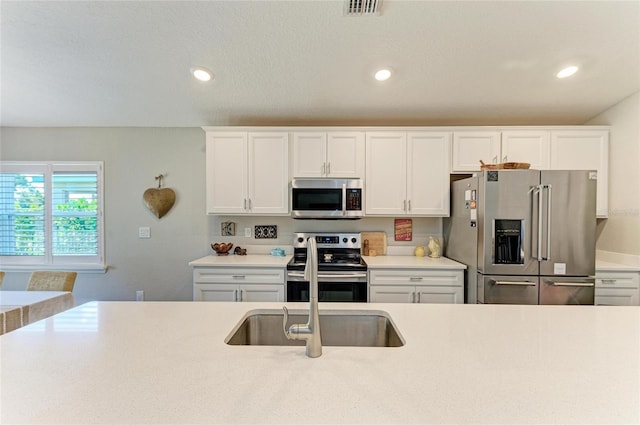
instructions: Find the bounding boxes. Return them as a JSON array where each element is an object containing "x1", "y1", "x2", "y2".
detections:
[
  {"x1": 193, "y1": 267, "x2": 285, "y2": 302},
  {"x1": 369, "y1": 269, "x2": 464, "y2": 304},
  {"x1": 595, "y1": 271, "x2": 640, "y2": 306}
]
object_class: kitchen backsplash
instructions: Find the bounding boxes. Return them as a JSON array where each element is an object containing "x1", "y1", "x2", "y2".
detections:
[{"x1": 208, "y1": 216, "x2": 443, "y2": 254}]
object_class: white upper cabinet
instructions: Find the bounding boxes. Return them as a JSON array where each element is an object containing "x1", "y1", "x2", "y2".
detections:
[
  {"x1": 206, "y1": 131, "x2": 289, "y2": 215},
  {"x1": 292, "y1": 131, "x2": 364, "y2": 178},
  {"x1": 501, "y1": 131, "x2": 551, "y2": 170},
  {"x1": 452, "y1": 130, "x2": 551, "y2": 172},
  {"x1": 550, "y1": 130, "x2": 609, "y2": 218},
  {"x1": 451, "y1": 131, "x2": 501, "y2": 172},
  {"x1": 366, "y1": 131, "x2": 450, "y2": 216}
]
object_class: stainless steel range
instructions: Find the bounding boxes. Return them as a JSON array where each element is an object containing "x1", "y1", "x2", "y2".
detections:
[{"x1": 286, "y1": 232, "x2": 367, "y2": 302}]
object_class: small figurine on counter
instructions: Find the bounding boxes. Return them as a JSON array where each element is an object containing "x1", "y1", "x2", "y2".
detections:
[
  {"x1": 428, "y1": 236, "x2": 441, "y2": 258},
  {"x1": 414, "y1": 245, "x2": 425, "y2": 257},
  {"x1": 234, "y1": 246, "x2": 247, "y2": 256}
]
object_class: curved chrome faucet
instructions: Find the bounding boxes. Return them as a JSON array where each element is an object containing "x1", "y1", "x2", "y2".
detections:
[{"x1": 283, "y1": 236, "x2": 322, "y2": 358}]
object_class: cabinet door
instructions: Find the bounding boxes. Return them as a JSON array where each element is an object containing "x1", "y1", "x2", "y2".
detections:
[
  {"x1": 240, "y1": 284, "x2": 285, "y2": 302},
  {"x1": 406, "y1": 132, "x2": 451, "y2": 216},
  {"x1": 370, "y1": 285, "x2": 415, "y2": 303},
  {"x1": 248, "y1": 132, "x2": 289, "y2": 214},
  {"x1": 292, "y1": 133, "x2": 327, "y2": 178},
  {"x1": 365, "y1": 132, "x2": 407, "y2": 215},
  {"x1": 501, "y1": 131, "x2": 550, "y2": 169},
  {"x1": 206, "y1": 132, "x2": 247, "y2": 214},
  {"x1": 326, "y1": 132, "x2": 365, "y2": 178},
  {"x1": 550, "y1": 130, "x2": 608, "y2": 217},
  {"x1": 451, "y1": 131, "x2": 501, "y2": 172},
  {"x1": 194, "y1": 284, "x2": 238, "y2": 301},
  {"x1": 415, "y1": 286, "x2": 463, "y2": 304}
]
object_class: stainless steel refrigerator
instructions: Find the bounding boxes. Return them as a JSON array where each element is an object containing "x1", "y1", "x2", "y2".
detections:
[{"x1": 444, "y1": 170, "x2": 597, "y2": 305}]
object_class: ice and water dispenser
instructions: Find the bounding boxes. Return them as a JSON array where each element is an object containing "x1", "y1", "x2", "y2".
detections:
[{"x1": 494, "y1": 219, "x2": 524, "y2": 264}]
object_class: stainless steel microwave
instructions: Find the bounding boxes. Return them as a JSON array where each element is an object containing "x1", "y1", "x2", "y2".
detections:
[{"x1": 291, "y1": 179, "x2": 363, "y2": 219}]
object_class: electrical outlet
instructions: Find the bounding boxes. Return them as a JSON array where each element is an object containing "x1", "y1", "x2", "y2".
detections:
[
  {"x1": 138, "y1": 227, "x2": 151, "y2": 239},
  {"x1": 244, "y1": 227, "x2": 251, "y2": 238},
  {"x1": 136, "y1": 290, "x2": 144, "y2": 301}
]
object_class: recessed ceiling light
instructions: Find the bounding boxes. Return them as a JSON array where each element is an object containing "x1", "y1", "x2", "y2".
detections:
[
  {"x1": 374, "y1": 68, "x2": 392, "y2": 81},
  {"x1": 556, "y1": 66, "x2": 578, "y2": 79},
  {"x1": 191, "y1": 66, "x2": 213, "y2": 82}
]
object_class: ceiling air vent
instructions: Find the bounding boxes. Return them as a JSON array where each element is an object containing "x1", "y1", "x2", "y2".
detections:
[{"x1": 345, "y1": 0, "x2": 382, "y2": 16}]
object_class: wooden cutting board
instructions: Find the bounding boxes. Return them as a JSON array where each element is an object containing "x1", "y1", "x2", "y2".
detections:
[{"x1": 361, "y1": 231, "x2": 387, "y2": 256}]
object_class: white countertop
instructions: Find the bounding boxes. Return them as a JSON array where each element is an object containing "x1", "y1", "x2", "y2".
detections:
[
  {"x1": 596, "y1": 260, "x2": 640, "y2": 272},
  {"x1": 189, "y1": 254, "x2": 292, "y2": 267},
  {"x1": 0, "y1": 291, "x2": 75, "y2": 335},
  {"x1": 364, "y1": 255, "x2": 466, "y2": 269},
  {"x1": 1, "y1": 301, "x2": 638, "y2": 424},
  {"x1": 189, "y1": 254, "x2": 466, "y2": 270}
]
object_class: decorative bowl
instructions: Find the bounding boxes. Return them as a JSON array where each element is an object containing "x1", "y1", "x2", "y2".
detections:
[{"x1": 211, "y1": 242, "x2": 234, "y2": 255}]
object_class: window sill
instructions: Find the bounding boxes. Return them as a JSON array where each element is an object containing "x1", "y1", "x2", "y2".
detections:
[{"x1": 0, "y1": 264, "x2": 108, "y2": 274}]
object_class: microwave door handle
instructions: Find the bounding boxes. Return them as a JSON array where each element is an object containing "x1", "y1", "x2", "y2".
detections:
[{"x1": 342, "y1": 183, "x2": 347, "y2": 216}]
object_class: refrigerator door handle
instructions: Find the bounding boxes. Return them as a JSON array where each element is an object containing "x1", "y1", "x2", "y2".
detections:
[
  {"x1": 550, "y1": 281, "x2": 595, "y2": 287},
  {"x1": 492, "y1": 280, "x2": 537, "y2": 286},
  {"x1": 536, "y1": 185, "x2": 544, "y2": 261},
  {"x1": 543, "y1": 184, "x2": 552, "y2": 261}
]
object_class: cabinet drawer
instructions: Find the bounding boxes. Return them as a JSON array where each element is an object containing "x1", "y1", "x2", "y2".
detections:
[
  {"x1": 595, "y1": 272, "x2": 640, "y2": 290},
  {"x1": 194, "y1": 268, "x2": 285, "y2": 284},
  {"x1": 369, "y1": 269, "x2": 462, "y2": 287},
  {"x1": 595, "y1": 288, "x2": 640, "y2": 306}
]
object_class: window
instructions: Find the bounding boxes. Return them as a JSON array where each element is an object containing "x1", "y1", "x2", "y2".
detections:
[{"x1": 0, "y1": 161, "x2": 104, "y2": 270}]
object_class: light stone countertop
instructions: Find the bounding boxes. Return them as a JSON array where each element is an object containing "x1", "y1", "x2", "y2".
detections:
[
  {"x1": 189, "y1": 254, "x2": 467, "y2": 270},
  {"x1": 364, "y1": 255, "x2": 466, "y2": 269},
  {"x1": 595, "y1": 260, "x2": 640, "y2": 272},
  {"x1": 1, "y1": 301, "x2": 638, "y2": 424},
  {"x1": 189, "y1": 254, "x2": 292, "y2": 267}
]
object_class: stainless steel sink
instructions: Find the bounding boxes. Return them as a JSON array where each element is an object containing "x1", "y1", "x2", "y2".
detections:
[{"x1": 225, "y1": 309, "x2": 404, "y2": 347}]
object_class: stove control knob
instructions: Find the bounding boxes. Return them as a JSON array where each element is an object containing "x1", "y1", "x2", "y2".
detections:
[
  {"x1": 343, "y1": 237, "x2": 348, "y2": 243},
  {"x1": 297, "y1": 237, "x2": 304, "y2": 243},
  {"x1": 351, "y1": 237, "x2": 357, "y2": 244}
]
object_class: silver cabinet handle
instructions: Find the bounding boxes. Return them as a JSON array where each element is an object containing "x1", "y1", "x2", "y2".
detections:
[
  {"x1": 416, "y1": 292, "x2": 421, "y2": 303},
  {"x1": 287, "y1": 272, "x2": 367, "y2": 279},
  {"x1": 243, "y1": 199, "x2": 247, "y2": 210},
  {"x1": 408, "y1": 199, "x2": 412, "y2": 211},
  {"x1": 493, "y1": 280, "x2": 537, "y2": 286},
  {"x1": 232, "y1": 275, "x2": 246, "y2": 279},
  {"x1": 411, "y1": 292, "x2": 415, "y2": 303},
  {"x1": 403, "y1": 200, "x2": 407, "y2": 212},
  {"x1": 550, "y1": 281, "x2": 595, "y2": 287},
  {"x1": 248, "y1": 198, "x2": 252, "y2": 210},
  {"x1": 503, "y1": 155, "x2": 507, "y2": 162},
  {"x1": 321, "y1": 163, "x2": 326, "y2": 175},
  {"x1": 492, "y1": 156, "x2": 498, "y2": 163},
  {"x1": 239, "y1": 289, "x2": 244, "y2": 301},
  {"x1": 601, "y1": 279, "x2": 617, "y2": 284},
  {"x1": 234, "y1": 289, "x2": 239, "y2": 301},
  {"x1": 327, "y1": 162, "x2": 331, "y2": 175},
  {"x1": 409, "y1": 277, "x2": 423, "y2": 281}
]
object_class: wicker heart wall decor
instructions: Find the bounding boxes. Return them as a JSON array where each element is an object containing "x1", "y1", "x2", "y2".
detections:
[{"x1": 143, "y1": 174, "x2": 176, "y2": 219}]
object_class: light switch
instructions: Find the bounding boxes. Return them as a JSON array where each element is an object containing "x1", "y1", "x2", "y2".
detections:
[{"x1": 139, "y1": 227, "x2": 151, "y2": 238}]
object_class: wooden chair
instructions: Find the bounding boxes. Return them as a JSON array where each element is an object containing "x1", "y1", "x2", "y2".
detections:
[{"x1": 27, "y1": 271, "x2": 77, "y2": 292}]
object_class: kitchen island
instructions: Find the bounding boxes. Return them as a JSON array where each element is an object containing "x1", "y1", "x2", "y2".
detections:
[{"x1": 1, "y1": 301, "x2": 638, "y2": 424}]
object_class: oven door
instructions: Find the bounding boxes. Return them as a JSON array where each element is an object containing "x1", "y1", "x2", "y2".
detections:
[{"x1": 287, "y1": 270, "x2": 367, "y2": 302}]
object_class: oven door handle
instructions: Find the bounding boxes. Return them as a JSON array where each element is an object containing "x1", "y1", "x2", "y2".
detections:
[{"x1": 287, "y1": 272, "x2": 368, "y2": 279}]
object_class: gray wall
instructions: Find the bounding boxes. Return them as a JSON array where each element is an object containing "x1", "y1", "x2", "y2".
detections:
[
  {"x1": 0, "y1": 127, "x2": 442, "y2": 302},
  {"x1": 0, "y1": 127, "x2": 208, "y2": 303},
  {"x1": 587, "y1": 91, "x2": 640, "y2": 256}
]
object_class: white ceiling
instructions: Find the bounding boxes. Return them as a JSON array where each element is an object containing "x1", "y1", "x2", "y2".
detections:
[{"x1": 2, "y1": 0, "x2": 639, "y2": 128}]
